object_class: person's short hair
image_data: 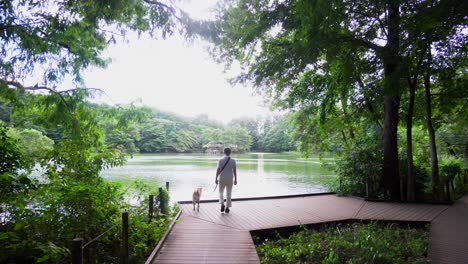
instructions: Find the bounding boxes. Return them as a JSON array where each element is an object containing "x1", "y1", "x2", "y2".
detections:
[{"x1": 223, "y1": 147, "x2": 231, "y2": 155}]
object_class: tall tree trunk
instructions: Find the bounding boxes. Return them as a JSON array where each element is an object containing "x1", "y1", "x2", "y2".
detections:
[
  {"x1": 382, "y1": 0, "x2": 401, "y2": 200},
  {"x1": 406, "y1": 78, "x2": 416, "y2": 201},
  {"x1": 406, "y1": 51, "x2": 424, "y2": 202},
  {"x1": 383, "y1": 96, "x2": 400, "y2": 200},
  {"x1": 424, "y1": 47, "x2": 441, "y2": 201}
]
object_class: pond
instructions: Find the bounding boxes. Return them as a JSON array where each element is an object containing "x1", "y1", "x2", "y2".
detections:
[{"x1": 100, "y1": 152, "x2": 335, "y2": 203}]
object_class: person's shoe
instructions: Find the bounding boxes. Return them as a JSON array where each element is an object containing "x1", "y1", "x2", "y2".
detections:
[
  {"x1": 225, "y1": 207, "x2": 230, "y2": 213},
  {"x1": 221, "y1": 204, "x2": 225, "y2": 212}
]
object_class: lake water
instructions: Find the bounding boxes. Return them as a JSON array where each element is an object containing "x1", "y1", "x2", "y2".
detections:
[{"x1": 101, "y1": 152, "x2": 335, "y2": 202}]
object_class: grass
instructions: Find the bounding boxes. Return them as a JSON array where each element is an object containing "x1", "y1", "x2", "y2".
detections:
[{"x1": 254, "y1": 222, "x2": 430, "y2": 264}]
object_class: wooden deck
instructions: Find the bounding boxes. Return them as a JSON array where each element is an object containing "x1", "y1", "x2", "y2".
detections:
[
  {"x1": 149, "y1": 194, "x2": 467, "y2": 264},
  {"x1": 428, "y1": 195, "x2": 468, "y2": 264}
]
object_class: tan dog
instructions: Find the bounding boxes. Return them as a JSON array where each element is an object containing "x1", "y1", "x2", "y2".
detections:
[{"x1": 192, "y1": 187, "x2": 202, "y2": 211}]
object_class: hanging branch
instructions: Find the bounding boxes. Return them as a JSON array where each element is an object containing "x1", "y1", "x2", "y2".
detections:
[
  {"x1": 143, "y1": 0, "x2": 183, "y2": 22},
  {"x1": 0, "y1": 78, "x2": 105, "y2": 111}
]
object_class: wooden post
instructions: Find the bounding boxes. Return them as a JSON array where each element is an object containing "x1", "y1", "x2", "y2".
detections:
[
  {"x1": 159, "y1": 187, "x2": 167, "y2": 216},
  {"x1": 166, "y1": 181, "x2": 169, "y2": 191},
  {"x1": 463, "y1": 168, "x2": 468, "y2": 187},
  {"x1": 149, "y1": 195, "x2": 154, "y2": 222},
  {"x1": 339, "y1": 176, "x2": 342, "y2": 193},
  {"x1": 446, "y1": 181, "x2": 451, "y2": 201},
  {"x1": 72, "y1": 238, "x2": 83, "y2": 264},
  {"x1": 122, "y1": 212, "x2": 129, "y2": 264},
  {"x1": 365, "y1": 179, "x2": 369, "y2": 199}
]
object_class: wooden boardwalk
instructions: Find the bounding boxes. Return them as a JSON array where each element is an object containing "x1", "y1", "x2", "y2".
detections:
[
  {"x1": 428, "y1": 195, "x2": 468, "y2": 264},
  {"x1": 148, "y1": 194, "x2": 467, "y2": 264}
]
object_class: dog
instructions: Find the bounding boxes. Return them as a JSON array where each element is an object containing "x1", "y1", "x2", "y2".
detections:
[{"x1": 192, "y1": 187, "x2": 202, "y2": 211}]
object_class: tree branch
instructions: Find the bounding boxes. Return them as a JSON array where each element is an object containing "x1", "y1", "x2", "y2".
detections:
[
  {"x1": 1, "y1": 79, "x2": 71, "y2": 110},
  {"x1": 143, "y1": 0, "x2": 182, "y2": 22},
  {"x1": 1, "y1": 79, "x2": 105, "y2": 110},
  {"x1": 338, "y1": 34, "x2": 384, "y2": 53}
]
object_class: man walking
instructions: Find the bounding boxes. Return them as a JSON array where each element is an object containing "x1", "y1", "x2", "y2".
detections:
[{"x1": 215, "y1": 147, "x2": 237, "y2": 213}]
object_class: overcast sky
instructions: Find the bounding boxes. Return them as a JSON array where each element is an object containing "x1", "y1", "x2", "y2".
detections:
[{"x1": 80, "y1": 0, "x2": 274, "y2": 124}]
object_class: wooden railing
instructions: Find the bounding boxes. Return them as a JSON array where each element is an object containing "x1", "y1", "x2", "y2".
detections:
[{"x1": 71, "y1": 182, "x2": 170, "y2": 264}]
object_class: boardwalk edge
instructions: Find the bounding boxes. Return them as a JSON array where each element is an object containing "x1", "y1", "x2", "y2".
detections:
[
  {"x1": 177, "y1": 192, "x2": 336, "y2": 204},
  {"x1": 144, "y1": 209, "x2": 182, "y2": 264}
]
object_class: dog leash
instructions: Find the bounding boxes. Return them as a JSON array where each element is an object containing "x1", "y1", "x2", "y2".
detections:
[{"x1": 213, "y1": 157, "x2": 231, "y2": 192}]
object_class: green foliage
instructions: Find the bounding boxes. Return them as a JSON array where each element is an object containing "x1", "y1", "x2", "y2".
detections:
[
  {"x1": 439, "y1": 157, "x2": 465, "y2": 199},
  {"x1": 195, "y1": 0, "x2": 467, "y2": 200},
  {"x1": 229, "y1": 117, "x2": 262, "y2": 150},
  {"x1": 223, "y1": 126, "x2": 253, "y2": 152},
  {"x1": 96, "y1": 105, "x2": 299, "y2": 154},
  {"x1": 262, "y1": 116, "x2": 296, "y2": 153},
  {"x1": 398, "y1": 155, "x2": 432, "y2": 201},
  {"x1": 0, "y1": 122, "x2": 36, "y2": 201},
  {"x1": 332, "y1": 128, "x2": 383, "y2": 197},
  {"x1": 256, "y1": 223, "x2": 430, "y2": 264},
  {"x1": 0, "y1": 1, "x2": 184, "y2": 262},
  {"x1": 7, "y1": 127, "x2": 54, "y2": 158},
  {"x1": 0, "y1": 122, "x2": 30, "y2": 174},
  {"x1": 437, "y1": 122, "x2": 468, "y2": 158},
  {"x1": 0, "y1": 92, "x2": 176, "y2": 262},
  {"x1": 0, "y1": 0, "x2": 178, "y2": 84},
  {"x1": 118, "y1": 181, "x2": 173, "y2": 263},
  {"x1": 440, "y1": 158, "x2": 464, "y2": 182}
]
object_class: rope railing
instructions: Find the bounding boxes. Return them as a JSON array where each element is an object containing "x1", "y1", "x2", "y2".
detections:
[
  {"x1": 71, "y1": 182, "x2": 170, "y2": 264},
  {"x1": 82, "y1": 224, "x2": 118, "y2": 249}
]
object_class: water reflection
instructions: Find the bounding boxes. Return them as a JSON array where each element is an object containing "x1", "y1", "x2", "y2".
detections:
[
  {"x1": 257, "y1": 153, "x2": 265, "y2": 176},
  {"x1": 101, "y1": 153, "x2": 334, "y2": 203}
]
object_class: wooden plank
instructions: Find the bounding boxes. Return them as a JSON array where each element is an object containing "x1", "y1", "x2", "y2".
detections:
[
  {"x1": 152, "y1": 214, "x2": 259, "y2": 264},
  {"x1": 147, "y1": 193, "x2": 465, "y2": 264},
  {"x1": 145, "y1": 210, "x2": 182, "y2": 264},
  {"x1": 355, "y1": 202, "x2": 448, "y2": 222},
  {"x1": 182, "y1": 195, "x2": 365, "y2": 231},
  {"x1": 429, "y1": 195, "x2": 468, "y2": 264}
]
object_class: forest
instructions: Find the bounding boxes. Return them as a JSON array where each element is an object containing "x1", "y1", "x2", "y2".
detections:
[
  {"x1": 194, "y1": 0, "x2": 467, "y2": 202},
  {"x1": 1, "y1": 0, "x2": 467, "y2": 263},
  {"x1": 98, "y1": 105, "x2": 296, "y2": 154}
]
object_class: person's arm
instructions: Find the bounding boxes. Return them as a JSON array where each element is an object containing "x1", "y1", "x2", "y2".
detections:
[
  {"x1": 233, "y1": 166, "x2": 237, "y2": 185},
  {"x1": 215, "y1": 167, "x2": 220, "y2": 184}
]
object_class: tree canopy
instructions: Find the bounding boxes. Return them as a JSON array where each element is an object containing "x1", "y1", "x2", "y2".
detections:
[
  {"x1": 0, "y1": 1, "x2": 184, "y2": 262},
  {"x1": 197, "y1": 0, "x2": 467, "y2": 200}
]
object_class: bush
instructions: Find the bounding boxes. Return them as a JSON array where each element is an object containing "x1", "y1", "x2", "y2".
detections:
[
  {"x1": 440, "y1": 157, "x2": 465, "y2": 199},
  {"x1": 0, "y1": 178, "x2": 173, "y2": 263},
  {"x1": 256, "y1": 222, "x2": 429, "y2": 264},
  {"x1": 398, "y1": 155, "x2": 432, "y2": 201},
  {"x1": 332, "y1": 137, "x2": 383, "y2": 197}
]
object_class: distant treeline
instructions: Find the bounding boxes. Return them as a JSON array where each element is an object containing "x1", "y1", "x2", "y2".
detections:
[
  {"x1": 98, "y1": 105, "x2": 296, "y2": 154},
  {"x1": 0, "y1": 101, "x2": 296, "y2": 154}
]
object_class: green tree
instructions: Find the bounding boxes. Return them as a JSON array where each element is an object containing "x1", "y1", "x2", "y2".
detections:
[
  {"x1": 0, "y1": 122, "x2": 34, "y2": 202},
  {"x1": 229, "y1": 116, "x2": 261, "y2": 150},
  {"x1": 196, "y1": 0, "x2": 466, "y2": 199},
  {"x1": 262, "y1": 116, "x2": 296, "y2": 153},
  {"x1": 138, "y1": 119, "x2": 170, "y2": 153},
  {"x1": 202, "y1": 127, "x2": 225, "y2": 145},
  {"x1": 7, "y1": 127, "x2": 54, "y2": 158},
  {"x1": 222, "y1": 125, "x2": 253, "y2": 152},
  {"x1": 0, "y1": 0, "x2": 183, "y2": 262}
]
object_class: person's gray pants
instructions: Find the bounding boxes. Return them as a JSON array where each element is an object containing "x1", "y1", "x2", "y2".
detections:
[{"x1": 219, "y1": 181, "x2": 233, "y2": 207}]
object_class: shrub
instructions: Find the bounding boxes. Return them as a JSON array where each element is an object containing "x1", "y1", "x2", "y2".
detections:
[
  {"x1": 333, "y1": 138, "x2": 383, "y2": 197},
  {"x1": 256, "y1": 222, "x2": 429, "y2": 264}
]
